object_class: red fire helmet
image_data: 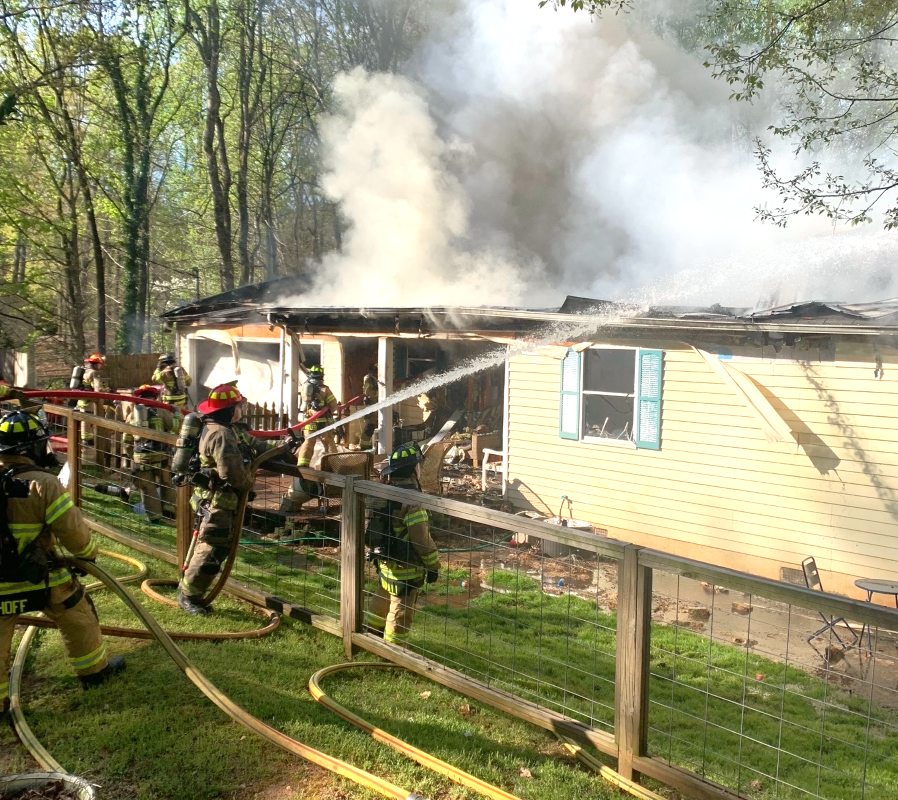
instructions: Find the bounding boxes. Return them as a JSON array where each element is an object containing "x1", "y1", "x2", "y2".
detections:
[
  {"x1": 133, "y1": 384, "x2": 161, "y2": 399},
  {"x1": 85, "y1": 352, "x2": 105, "y2": 365},
  {"x1": 197, "y1": 384, "x2": 244, "y2": 415}
]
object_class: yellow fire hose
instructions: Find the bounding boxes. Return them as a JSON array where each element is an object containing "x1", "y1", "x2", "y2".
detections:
[
  {"x1": 10, "y1": 553, "x2": 664, "y2": 800},
  {"x1": 309, "y1": 663, "x2": 666, "y2": 800},
  {"x1": 12, "y1": 556, "x2": 427, "y2": 800}
]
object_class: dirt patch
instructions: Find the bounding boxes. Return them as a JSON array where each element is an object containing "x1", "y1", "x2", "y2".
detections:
[{"x1": 238, "y1": 763, "x2": 354, "y2": 800}]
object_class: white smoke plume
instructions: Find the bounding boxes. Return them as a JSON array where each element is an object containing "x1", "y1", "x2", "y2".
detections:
[
  {"x1": 305, "y1": 1, "x2": 898, "y2": 309},
  {"x1": 309, "y1": 69, "x2": 537, "y2": 307}
]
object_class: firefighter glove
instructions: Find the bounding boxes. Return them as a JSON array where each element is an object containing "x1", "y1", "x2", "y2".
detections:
[{"x1": 426, "y1": 569, "x2": 440, "y2": 585}]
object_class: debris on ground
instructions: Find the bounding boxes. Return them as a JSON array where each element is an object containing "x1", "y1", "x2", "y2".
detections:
[{"x1": 9, "y1": 781, "x2": 82, "y2": 800}]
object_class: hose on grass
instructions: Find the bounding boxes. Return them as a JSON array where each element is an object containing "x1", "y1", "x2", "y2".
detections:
[
  {"x1": 309, "y1": 662, "x2": 667, "y2": 800},
  {"x1": 12, "y1": 550, "x2": 664, "y2": 800},
  {"x1": 11, "y1": 555, "x2": 428, "y2": 800}
]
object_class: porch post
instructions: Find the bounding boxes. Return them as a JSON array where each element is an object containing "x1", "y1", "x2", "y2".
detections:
[{"x1": 377, "y1": 336, "x2": 394, "y2": 456}]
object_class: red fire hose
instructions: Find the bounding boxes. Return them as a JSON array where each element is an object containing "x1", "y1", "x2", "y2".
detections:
[
  {"x1": 250, "y1": 395, "x2": 363, "y2": 438},
  {"x1": 33, "y1": 390, "x2": 365, "y2": 441},
  {"x1": 24, "y1": 390, "x2": 175, "y2": 411}
]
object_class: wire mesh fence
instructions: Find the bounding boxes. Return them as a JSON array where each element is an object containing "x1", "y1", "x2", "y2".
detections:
[
  {"x1": 48, "y1": 403, "x2": 898, "y2": 800},
  {"x1": 357, "y1": 489, "x2": 622, "y2": 737},
  {"x1": 646, "y1": 563, "x2": 898, "y2": 800},
  {"x1": 52, "y1": 404, "x2": 346, "y2": 621}
]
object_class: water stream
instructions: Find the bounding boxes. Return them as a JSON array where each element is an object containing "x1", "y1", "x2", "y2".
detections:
[{"x1": 306, "y1": 302, "x2": 638, "y2": 443}]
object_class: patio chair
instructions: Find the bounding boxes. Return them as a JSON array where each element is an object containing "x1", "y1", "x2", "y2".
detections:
[
  {"x1": 419, "y1": 440, "x2": 453, "y2": 495},
  {"x1": 319, "y1": 451, "x2": 373, "y2": 517},
  {"x1": 801, "y1": 557, "x2": 860, "y2": 647}
]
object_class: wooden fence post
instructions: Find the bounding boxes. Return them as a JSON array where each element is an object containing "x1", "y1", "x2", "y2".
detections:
[
  {"x1": 614, "y1": 545, "x2": 652, "y2": 781},
  {"x1": 67, "y1": 411, "x2": 81, "y2": 507},
  {"x1": 340, "y1": 476, "x2": 365, "y2": 658}
]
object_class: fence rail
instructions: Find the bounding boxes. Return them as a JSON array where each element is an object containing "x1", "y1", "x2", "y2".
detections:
[{"x1": 47, "y1": 404, "x2": 898, "y2": 800}]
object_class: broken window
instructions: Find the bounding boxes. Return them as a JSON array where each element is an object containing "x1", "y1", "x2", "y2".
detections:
[{"x1": 582, "y1": 348, "x2": 636, "y2": 441}]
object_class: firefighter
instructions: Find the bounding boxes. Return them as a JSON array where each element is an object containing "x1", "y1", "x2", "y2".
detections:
[
  {"x1": 280, "y1": 365, "x2": 339, "y2": 512},
  {"x1": 364, "y1": 443, "x2": 440, "y2": 647},
  {"x1": 122, "y1": 385, "x2": 179, "y2": 523},
  {"x1": 71, "y1": 353, "x2": 111, "y2": 447},
  {"x1": 152, "y1": 353, "x2": 192, "y2": 409},
  {"x1": 0, "y1": 411, "x2": 125, "y2": 713},
  {"x1": 178, "y1": 384, "x2": 254, "y2": 615},
  {"x1": 358, "y1": 364, "x2": 379, "y2": 450}
]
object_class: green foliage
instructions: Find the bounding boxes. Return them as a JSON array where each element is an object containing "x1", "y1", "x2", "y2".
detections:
[{"x1": 0, "y1": 0, "x2": 429, "y2": 353}]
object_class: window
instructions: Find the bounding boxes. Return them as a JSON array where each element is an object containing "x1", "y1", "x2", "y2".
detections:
[
  {"x1": 559, "y1": 347, "x2": 662, "y2": 450},
  {"x1": 582, "y1": 348, "x2": 636, "y2": 441}
]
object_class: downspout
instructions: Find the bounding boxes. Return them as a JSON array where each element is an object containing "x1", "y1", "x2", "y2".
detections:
[{"x1": 502, "y1": 344, "x2": 510, "y2": 497}]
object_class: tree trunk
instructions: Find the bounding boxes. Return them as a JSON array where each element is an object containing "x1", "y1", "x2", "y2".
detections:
[{"x1": 188, "y1": 0, "x2": 234, "y2": 292}]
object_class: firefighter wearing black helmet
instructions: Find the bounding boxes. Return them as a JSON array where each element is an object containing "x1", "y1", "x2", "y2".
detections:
[
  {"x1": 364, "y1": 442, "x2": 440, "y2": 647},
  {"x1": 152, "y1": 353, "x2": 192, "y2": 409},
  {"x1": 281, "y1": 364, "x2": 340, "y2": 511},
  {"x1": 0, "y1": 411, "x2": 125, "y2": 713}
]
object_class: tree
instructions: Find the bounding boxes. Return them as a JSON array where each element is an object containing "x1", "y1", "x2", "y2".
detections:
[
  {"x1": 90, "y1": 0, "x2": 182, "y2": 352},
  {"x1": 546, "y1": 0, "x2": 898, "y2": 229}
]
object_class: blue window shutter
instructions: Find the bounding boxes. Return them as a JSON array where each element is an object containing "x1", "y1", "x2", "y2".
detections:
[
  {"x1": 559, "y1": 349, "x2": 581, "y2": 440},
  {"x1": 636, "y1": 349, "x2": 663, "y2": 450}
]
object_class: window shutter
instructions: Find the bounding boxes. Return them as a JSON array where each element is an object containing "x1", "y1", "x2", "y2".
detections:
[
  {"x1": 559, "y1": 349, "x2": 581, "y2": 440},
  {"x1": 636, "y1": 349, "x2": 663, "y2": 450}
]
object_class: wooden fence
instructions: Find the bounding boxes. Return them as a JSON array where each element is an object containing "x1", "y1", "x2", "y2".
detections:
[
  {"x1": 244, "y1": 400, "x2": 286, "y2": 431},
  {"x1": 48, "y1": 403, "x2": 898, "y2": 800}
]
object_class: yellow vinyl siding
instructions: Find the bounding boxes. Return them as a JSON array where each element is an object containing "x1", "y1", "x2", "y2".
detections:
[{"x1": 506, "y1": 341, "x2": 898, "y2": 597}]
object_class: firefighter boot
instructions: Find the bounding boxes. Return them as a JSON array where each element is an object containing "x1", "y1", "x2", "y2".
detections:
[
  {"x1": 178, "y1": 590, "x2": 212, "y2": 616},
  {"x1": 80, "y1": 656, "x2": 126, "y2": 690}
]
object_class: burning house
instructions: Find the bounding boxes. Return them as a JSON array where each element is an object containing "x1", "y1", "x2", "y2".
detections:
[{"x1": 162, "y1": 284, "x2": 898, "y2": 598}]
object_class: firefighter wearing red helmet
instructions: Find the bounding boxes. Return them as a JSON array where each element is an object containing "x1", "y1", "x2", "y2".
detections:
[
  {"x1": 178, "y1": 384, "x2": 254, "y2": 615},
  {"x1": 122, "y1": 385, "x2": 179, "y2": 523},
  {"x1": 70, "y1": 352, "x2": 111, "y2": 445}
]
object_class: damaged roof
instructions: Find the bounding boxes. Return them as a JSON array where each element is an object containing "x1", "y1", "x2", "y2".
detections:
[
  {"x1": 161, "y1": 279, "x2": 898, "y2": 336},
  {"x1": 160, "y1": 275, "x2": 312, "y2": 324}
]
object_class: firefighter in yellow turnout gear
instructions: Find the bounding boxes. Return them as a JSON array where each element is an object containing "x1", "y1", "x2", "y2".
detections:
[
  {"x1": 281, "y1": 365, "x2": 339, "y2": 511},
  {"x1": 0, "y1": 411, "x2": 125, "y2": 712},
  {"x1": 122, "y1": 385, "x2": 180, "y2": 523},
  {"x1": 152, "y1": 353, "x2": 192, "y2": 409},
  {"x1": 178, "y1": 385, "x2": 254, "y2": 615},
  {"x1": 71, "y1": 352, "x2": 113, "y2": 447},
  {"x1": 365, "y1": 443, "x2": 440, "y2": 647}
]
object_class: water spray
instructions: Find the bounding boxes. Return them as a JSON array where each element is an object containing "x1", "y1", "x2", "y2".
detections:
[{"x1": 305, "y1": 304, "x2": 641, "y2": 443}]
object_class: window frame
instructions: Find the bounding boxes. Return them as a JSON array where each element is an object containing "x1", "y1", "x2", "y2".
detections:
[{"x1": 580, "y1": 345, "x2": 639, "y2": 448}]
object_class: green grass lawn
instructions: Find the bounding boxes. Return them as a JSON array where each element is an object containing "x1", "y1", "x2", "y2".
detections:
[
  {"x1": 1, "y1": 537, "x2": 627, "y2": 800},
  {"x1": 408, "y1": 570, "x2": 898, "y2": 800}
]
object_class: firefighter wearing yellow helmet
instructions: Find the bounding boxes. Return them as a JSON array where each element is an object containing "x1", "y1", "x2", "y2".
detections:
[
  {"x1": 0, "y1": 411, "x2": 125, "y2": 713},
  {"x1": 178, "y1": 384, "x2": 254, "y2": 615}
]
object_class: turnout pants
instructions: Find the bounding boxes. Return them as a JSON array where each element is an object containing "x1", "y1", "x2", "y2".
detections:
[
  {"x1": 365, "y1": 585, "x2": 419, "y2": 648},
  {"x1": 0, "y1": 579, "x2": 108, "y2": 703},
  {"x1": 132, "y1": 466, "x2": 174, "y2": 521},
  {"x1": 295, "y1": 430, "x2": 337, "y2": 468},
  {"x1": 358, "y1": 412, "x2": 377, "y2": 448},
  {"x1": 179, "y1": 507, "x2": 234, "y2": 600}
]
